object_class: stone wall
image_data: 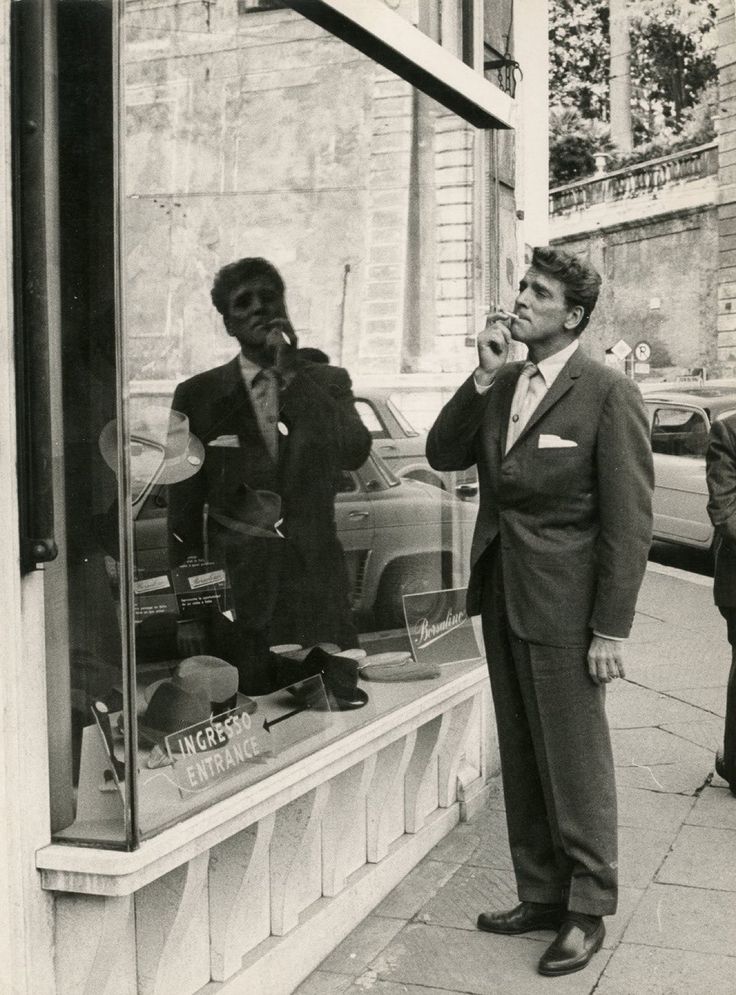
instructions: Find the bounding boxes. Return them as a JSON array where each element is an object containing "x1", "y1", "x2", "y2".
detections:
[
  {"x1": 553, "y1": 207, "x2": 718, "y2": 371},
  {"x1": 717, "y1": 0, "x2": 736, "y2": 366}
]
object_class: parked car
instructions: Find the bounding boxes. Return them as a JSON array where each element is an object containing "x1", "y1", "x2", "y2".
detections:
[
  {"x1": 132, "y1": 448, "x2": 478, "y2": 635},
  {"x1": 643, "y1": 385, "x2": 736, "y2": 550},
  {"x1": 354, "y1": 385, "x2": 478, "y2": 500}
]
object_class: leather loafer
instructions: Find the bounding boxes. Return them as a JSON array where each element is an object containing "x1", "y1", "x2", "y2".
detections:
[
  {"x1": 477, "y1": 902, "x2": 564, "y2": 935},
  {"x1": 538, "y1": 919, "x2": 605, "y2": 976}
]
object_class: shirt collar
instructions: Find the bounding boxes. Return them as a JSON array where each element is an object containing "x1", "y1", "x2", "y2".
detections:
[
  {"x1": 534, "y1": 338, "x2": 579, "y2": 389},
  {"x1": 238, "y1": 352, "x2": 263, "y2": 390}
]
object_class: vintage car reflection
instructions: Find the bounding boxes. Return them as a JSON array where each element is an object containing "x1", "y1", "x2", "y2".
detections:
[
  {"x1": 355, "y1": 385, "x2": 478, "y2": 499},
  {"x1": 133, "y1": 449, "x2": 477, "y2": 635},
  {"x1": 643, "y1": 385, "x2": 736, "y2": 551}
]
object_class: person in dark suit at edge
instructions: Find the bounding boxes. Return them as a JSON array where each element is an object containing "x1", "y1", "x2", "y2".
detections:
[
  {"x1": 167, "y1": 257, "x2": 372, "y2": 694},
  {"x1": 426, "y1": 247, "x2": 653, "y2": 977},
  {"x1": 705, "y1": 413, "x2": 736, "y2": 796}
]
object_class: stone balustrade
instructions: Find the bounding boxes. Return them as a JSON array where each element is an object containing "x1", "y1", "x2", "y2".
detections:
[{"x1": 550, "y1": 142, "x2": 719, "y2": 217}]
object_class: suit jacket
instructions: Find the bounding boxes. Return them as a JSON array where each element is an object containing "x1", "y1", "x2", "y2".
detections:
[
  {"x1": 706, "y1": 414, "x2": 736, "y2": 607},
  {"x1": 426, "y1": 348, "x2": 654, "y2": 645},
  {"x1": 167, "y1": 354, "x2": 372, "y2": 642}
]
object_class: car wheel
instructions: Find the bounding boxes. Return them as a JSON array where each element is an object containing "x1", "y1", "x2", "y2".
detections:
[{"x1": 374, "y1": 555, "x2": 447, "y2": 630}]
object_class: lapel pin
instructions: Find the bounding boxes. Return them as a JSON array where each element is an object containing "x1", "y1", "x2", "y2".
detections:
[{"x1": 278, "y1": 421, "x2": 289, "y2": 436}]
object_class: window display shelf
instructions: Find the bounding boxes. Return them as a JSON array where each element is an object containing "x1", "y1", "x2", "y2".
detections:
[
  {"x1": 38, "y1": 658, "x2": 492, "y2": 995},
  {"x1": 37, "y1": 658, "x2": 489, "y2": 894}
]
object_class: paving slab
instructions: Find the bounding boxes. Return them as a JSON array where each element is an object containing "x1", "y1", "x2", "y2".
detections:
[
  {"x1": 341, "y1": 980, "x2": 472, "y2": 995},
  {"x1": 319, "y1": 915, "x2": 406, "y2": 977},
  {"x1": 625, "y1": 649, "x2": 729, "y2": 691},
  {"x1": 363, "y1": 921, "x2": 610, "y2": 995},
  {"x1": 666, "y1": 686, "x2": 727, "y2": 716},
  {"x1": 621, "y1": 881, "x2": 736, "y2": 955},
  {"x1": 597, "y1": 944, "x2": 736, "y2": 995},
  {"x1": 635, "y1": 570, "x2": 718, "y2": 631},
  {"x1": 606, "y1": 681, "x2": 709, "y2": 729},
  {"x1": 686, "y1": 785, "x2": 736, "y2": 830},
  {"x1": 418, "y1": 865, "x2": 521, "y2": 932},
  {"x1": 613, "y1": 727, "x2": 711, "y2": 794},
  {"x1": 617, "y1": 825, "x2": 678, "y2": 889},
  {"x1": 657, "y1": 824, "x2": 736, "y2": 891},
  {"x1": 659, "y1": 716, "x2": 724, "y2": 753},
  {"x1": 616, "y1": 786, "x2": 695, "y2": 834},
  {"x1": 460, "y1": 808, "x2": 514, "y2": 871},
  {"x1": 374, "y1": 857, "x2": 461, "y2": 920},
  {"x1": 293, "y1": 970, "x2": 352, "y2": 995}
]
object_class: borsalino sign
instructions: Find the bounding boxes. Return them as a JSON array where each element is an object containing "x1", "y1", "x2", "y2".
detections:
[{"x1": 403, "y1": 587, "x2": 482, "y2": 666}]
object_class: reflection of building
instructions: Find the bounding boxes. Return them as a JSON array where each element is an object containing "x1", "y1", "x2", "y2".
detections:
[{"x1": 1, "y1": 3, "x2": 547, "y2": 993}]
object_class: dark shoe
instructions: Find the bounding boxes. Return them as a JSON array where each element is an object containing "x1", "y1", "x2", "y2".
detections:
[
  {"x1": 715, "y1": 750, "x2": 736, "y2": 795},
  {"x1": 477, "y1": 902, "x2": 564, "y2": 935},
  {"x1": 538, "y1": 919, "x2": 605, "y2": 977}
]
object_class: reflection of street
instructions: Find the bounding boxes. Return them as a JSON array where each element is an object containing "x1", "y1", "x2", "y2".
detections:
[{"x1": 649, "y1": 540, "x2": 713, "y2": 577}]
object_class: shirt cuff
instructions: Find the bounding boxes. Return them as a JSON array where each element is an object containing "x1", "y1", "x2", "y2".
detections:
[
  {"x1": 473, "y1": 371, "x2": 495, "y2": 395},
  {"x1": 593, "y1": 631, "x2": 625, "y2": 642}
]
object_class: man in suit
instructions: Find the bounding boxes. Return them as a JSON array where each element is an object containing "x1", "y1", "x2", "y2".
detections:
[
  {"x1": 426, "y1": 247, "x2": 653, "y2": 977},
  {"x1": 705, "y1": 414, "x2": 736, "y2": 796},
  {"x1": 168, "y1": 257, "x2": 372, "y2": 693}
]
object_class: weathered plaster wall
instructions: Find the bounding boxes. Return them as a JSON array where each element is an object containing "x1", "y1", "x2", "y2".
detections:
[
  {"x1": 123, "y1": 0, "x2": 507, "y2": 381},
  {"x1": 553, "y1": 207, "x2": 718, "y2": 370}
]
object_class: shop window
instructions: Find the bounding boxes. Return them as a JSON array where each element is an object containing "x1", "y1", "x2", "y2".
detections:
[{"x1": 45, "y1": 0, "x2": 492, "y2": 848}]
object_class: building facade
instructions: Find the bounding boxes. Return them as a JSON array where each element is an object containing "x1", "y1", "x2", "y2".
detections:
[{"x1": 0, "y1": 2, "x2": 547, "y2": 992}]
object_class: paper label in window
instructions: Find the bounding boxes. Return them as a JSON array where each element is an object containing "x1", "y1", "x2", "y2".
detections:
[
  {"x1": 134, "y1": 574, "x2": 171, "y2": 595},
  {"x1": 188, "y1": 569, "x2": 226, "y2": 590}
]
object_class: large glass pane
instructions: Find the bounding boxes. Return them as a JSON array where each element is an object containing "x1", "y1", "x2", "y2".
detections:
[{"x1": 56, "y1": 0, "x2": 487, "y2": 843}]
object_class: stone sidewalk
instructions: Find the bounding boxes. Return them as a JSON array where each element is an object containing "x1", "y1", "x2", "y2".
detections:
[{"x1": 295, "y1": 564, "x2": 736, "y2": 995}]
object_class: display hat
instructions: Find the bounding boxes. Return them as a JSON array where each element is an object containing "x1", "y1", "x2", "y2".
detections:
[
  {"x1": 98, "y1": 403, "x2": 204, "y2": 491},
  {"x1": 208, "y1": 486, "x2": 284, "y2": 539},
  {"x1": 303, "y1": 647, "x2": 369, "y2": 710},
  {"x1": 139, "y1": 681, "x2": 212, "y2": 746},
  {"x1": 173, "y1": 655, "x2": 239, "y2": 709}
]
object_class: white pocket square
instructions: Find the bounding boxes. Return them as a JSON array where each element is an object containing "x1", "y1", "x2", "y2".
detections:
[
  {"x1": 538, "y1": 434, "x2": 577, "y2": 449},
  {"x1": 208, "y1": 435, "x2": 240, "y2": 448}
]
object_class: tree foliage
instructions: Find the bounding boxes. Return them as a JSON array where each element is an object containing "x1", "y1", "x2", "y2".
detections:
[{"x1": 549, "y1": 0, "x2": 717, "y2": 185}]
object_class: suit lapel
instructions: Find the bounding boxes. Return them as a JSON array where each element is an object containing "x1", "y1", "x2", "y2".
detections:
[
  {"x1": 507, "y1": 347, "x2": 585, "y2": 453},
  {"x1": 211, "y1": 356, "x2": 273, "y2": 463}
]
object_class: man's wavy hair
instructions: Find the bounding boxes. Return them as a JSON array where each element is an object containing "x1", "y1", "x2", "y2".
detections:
[
  {"x1": 531, "y1": 246, "x2": 601, "y2": 334},
  {"x1": 211, "y1": 257, "x2": 285, "y2": 317}
]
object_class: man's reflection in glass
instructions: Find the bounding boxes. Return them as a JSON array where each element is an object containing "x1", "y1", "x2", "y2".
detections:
[{"x1": 167, "y1": 257, "x2": 372, "y2": 693}]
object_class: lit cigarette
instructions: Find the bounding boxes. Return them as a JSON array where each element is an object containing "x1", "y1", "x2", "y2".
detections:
[
  {"x1": 281, "y1": 331, "x2": 291, "y2": 345},
  {"x1": 496, "y1": 309, "x2": 517, "y2": 323}
]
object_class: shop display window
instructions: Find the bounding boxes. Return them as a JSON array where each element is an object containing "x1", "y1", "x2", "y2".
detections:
[{"x1": 43, "y1": 0, "x2": 506, "y2": 849}]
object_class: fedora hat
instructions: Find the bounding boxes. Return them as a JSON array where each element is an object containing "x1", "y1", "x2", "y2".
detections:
[
  {"x1": 208, "y1": 486, "x2": 284, "y2": 539},
  {"x1": 139, "y1": 681, "x2": 212, "y2": 746},
  {"x1": 140, "y1": 655, "x2": 255, "y2": 747},
  {"x1": 99, "y1": 403, "x2": 204, "y2": 491},
  {"x1": 173, "y1": 655, "x2": 239, "y2": 711}
]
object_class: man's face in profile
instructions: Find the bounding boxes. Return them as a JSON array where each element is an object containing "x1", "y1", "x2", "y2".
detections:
[{"x1": 225, "y1": 274, "x2": 285, "y2": 354}]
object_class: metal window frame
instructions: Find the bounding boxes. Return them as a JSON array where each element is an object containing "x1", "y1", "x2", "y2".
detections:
[{"x1": 282, "y1": 0, "x2": 514, "y2": 129}]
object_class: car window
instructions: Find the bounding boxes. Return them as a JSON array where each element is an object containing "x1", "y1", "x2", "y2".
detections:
[
  {"x1": 650, "y1": 405, "x2": 709, "y2": 458},
  {"x1": 336, "y1": 470, "x2": 359, "y2": 494},
  {"x1": 355, "y1": 399, "x2": 390, "y2": 439},
  {"x1": 387, "y1": 390, "x2": 446, "y2": 435}
]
